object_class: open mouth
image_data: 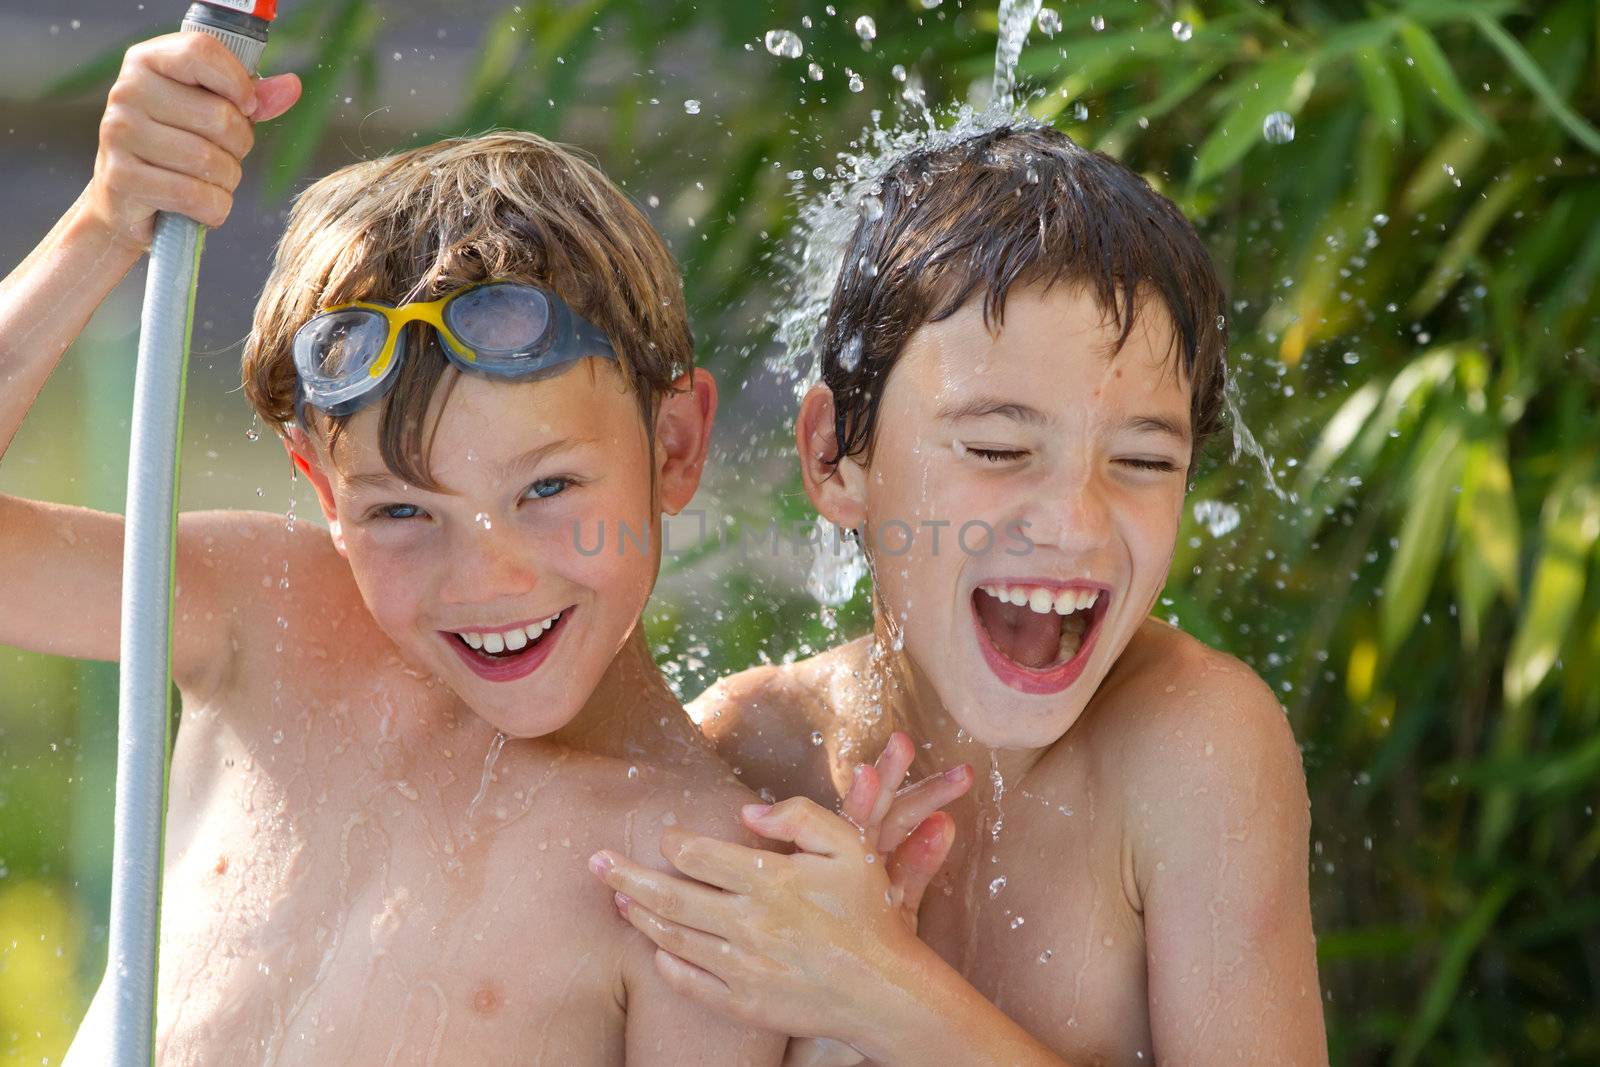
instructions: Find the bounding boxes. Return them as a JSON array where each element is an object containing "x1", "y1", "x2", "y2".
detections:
[
  {"x1": 971, "y1": 581, "x2": 1107, "y2": 695},
  {"x1": 442, "y1": 608, "x2": 573, "y2": 682}
]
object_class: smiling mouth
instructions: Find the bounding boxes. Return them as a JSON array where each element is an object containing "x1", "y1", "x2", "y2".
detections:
[
  {"x1": 449, "y1": 609, "x2": 570, "y2": 664},
  {"x1": 972, "y1": 582, "x2": 1106, "y2": 673}
]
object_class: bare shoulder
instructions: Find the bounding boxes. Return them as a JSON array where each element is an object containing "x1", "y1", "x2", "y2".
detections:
[
  {"x1": 688, "y1": 643, "x2": 858, "y2": 807},
  {"x1": 1100, "y1": 620, "x2": 1311, "y2": 906},
  {"x1": 198, "y1": 510, "x2": 378, "y2": 695}
]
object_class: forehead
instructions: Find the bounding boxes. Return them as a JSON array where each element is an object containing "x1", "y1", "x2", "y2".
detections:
[
  {"x1": 326, "y1": 358, "x2": 639, "y2": 481},
  {"x1": 895, "y1": 282, "x2": 1189, "y2": 421}
]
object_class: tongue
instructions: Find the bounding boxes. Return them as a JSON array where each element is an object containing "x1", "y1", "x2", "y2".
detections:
[{"x1": 976, "y1": 595, "x2": 1063, "y2": 670}]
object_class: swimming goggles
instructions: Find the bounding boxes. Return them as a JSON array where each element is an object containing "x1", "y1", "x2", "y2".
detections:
[{"x1": 292, "y1": 280, "x2": 617, "y2": 419}]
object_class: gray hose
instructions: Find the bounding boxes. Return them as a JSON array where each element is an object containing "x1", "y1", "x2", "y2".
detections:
[{"x1": 104, "y1": 8, "x2": 267, "y2": 1062}]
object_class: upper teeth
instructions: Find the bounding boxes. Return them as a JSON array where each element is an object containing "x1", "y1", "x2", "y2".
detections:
[
  {"x1": 978, "y1": 583, "x2": 1100, "y2": 616},
  {"x1": 458, "y1": 611, "x2": 561, "y2": 651}
]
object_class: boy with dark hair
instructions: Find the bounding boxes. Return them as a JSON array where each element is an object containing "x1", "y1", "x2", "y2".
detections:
[
  {"x1": 1, "y1": 33, "x2": 784, "y2": 1064},
  {"x1": 589, "y1": 124, "x2": 1328, "y2": 1064}
]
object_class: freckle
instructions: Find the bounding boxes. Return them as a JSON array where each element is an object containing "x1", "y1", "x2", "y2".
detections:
[
  {"x1": 214, "y1": 855, "x2": 228, "y2": 875},
  {"x1": 472, "y1": 980, "x2": 502, "y2": 1016}
]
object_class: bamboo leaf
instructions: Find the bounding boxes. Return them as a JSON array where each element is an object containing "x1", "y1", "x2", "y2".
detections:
[
  {"x1": 1503, "y1": 466, "x2": 1600, "y2": 706},
  {"x1": 1396, "y1": 18, "x2": 1498, "y2": 137},
  {"x1": 1407, "y1": 165, "x2": 1534, "y2": 318},
  {"x1": 1469, "y1": 10, "x2": 1600, "y2": 155},
  {"x1": 263, "y1": 0, "x2": 381, "y2": 197},
  {"x1": 1453, "y1": 431, "x2": 1521, "y2": 647},
  {"x1": 1190, "y1": 55, "x2": 1314, "y2": 187},
  {"x1": 1354, "y1": 46, "x2": 1405, "y2": 145},
  {"x1": 1380, "y1": 418, "x2": 1465, "y2": 653},
  {"x1": 1394, "y1": 875, "x2": 1517, "y2": 1066}
]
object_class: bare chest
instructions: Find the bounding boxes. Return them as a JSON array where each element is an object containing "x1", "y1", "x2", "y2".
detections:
[
  {"x1": 154, "y1": 693, "x2": 629, "y2": 1065},
  {"x1": 915, "y1": 771, "x2": 1155, "y2": 1067}
]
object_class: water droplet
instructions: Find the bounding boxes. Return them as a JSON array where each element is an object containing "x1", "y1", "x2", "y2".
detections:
[
  {"x1": 245, "y1": 415, "x2": 261, "y2": 442},
  {"x1": 1073, "y1": 100, "x2": 1089, "y2": 121},
  {"x1": 854, "y1": 15, "x2": 877, "y2": 42},
  {"x1": 1192, "y1": 500, "x2": 1241, "y2": 539},
  {"x1": 1037, "y1": 8, "x2": 1062, "y2": 36},
  {"x1": 1341, "y1": 351, "x2": 1360, "y2": 365},
  {"x1": 810, "y1": 730, "x2": 824, "y2": 746},
  {"x1": 1090, "y1": 14, "x2": 1106, "y2": 31},
  {"x1": 1263, "y1": 111, "x2": 1295, "y2": 144},
  {"x1": 474, "y1": 512, "x2": 492, "y2": 530},
  {"x1": 848, "y1": 70, "x2": 864, "y2": 93},
  {"x1": 839, "y1": 332, "x2": 865, "y2": 369},
  {"x1": 764, "y1": 29, "x2": 804, "y2": 59},
  {"x1": 858, "y1": 194, "x2": 883, "y2": 222},
  {"x1": 683, "y1": 98, "x2": 701, "y2": 114},
  {"x1": 1038, "y1": 948, "x2": 1055, "y2": 963},
  {"x1": 891, "y1": 63, "x2": 907, "y2": 82},
  {"x1": 1171, "y1": 20, "x2": 1193, "y2": 41},
  {"x1": 627, "y1": 765, "x2": 639, "y2": 779},
  {"x1": 988, "y1": 875, "x2": 1007, "y2": 897},
  {"x1": 919, "y1": 0, "x2": 943, "y2": 7},
  {"x1": 1010, "y1": 915, "x2": 1025, "y2": 929},
  {"x1": 808, "y1": 61, "x2": 825, "y2": 81}
]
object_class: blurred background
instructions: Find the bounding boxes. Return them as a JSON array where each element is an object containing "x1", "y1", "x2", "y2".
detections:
[{"x1": 0, "y1": 0, "x2": 1596, "y2": 1062}]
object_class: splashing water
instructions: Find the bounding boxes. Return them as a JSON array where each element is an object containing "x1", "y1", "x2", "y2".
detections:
[
  {"x1": 1192, "y1": 500, "x2": 1242, "y2": 539},
  {"x1": 992, "y1": 0, "x2": 1044, "y2": 108},
  {"x1": 764, "y1": 29, "x2": 804, "y2": 59},
  {"x1": 806, "y1": 530, "x2": 867, "y2": 606},
  {"x1": 464, "y1": 732, "x2": 507, "y2": 822}
]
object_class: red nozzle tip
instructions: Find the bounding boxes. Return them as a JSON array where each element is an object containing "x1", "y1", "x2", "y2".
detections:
[{"x1": 202, "y1": 0, "x2": 277, "y2": 21}]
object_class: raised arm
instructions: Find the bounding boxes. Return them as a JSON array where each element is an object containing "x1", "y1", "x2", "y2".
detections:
[{"x1": 0, "y1": 33, "x2": 299, "y2": 697}]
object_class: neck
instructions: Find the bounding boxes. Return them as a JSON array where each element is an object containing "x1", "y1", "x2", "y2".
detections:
[
  {"x1": 850, "y1": 605, "x2": 1047, "y2": 788},
  {"x1": 443, "y1": 624, "x2": 704, "y2": 767}
]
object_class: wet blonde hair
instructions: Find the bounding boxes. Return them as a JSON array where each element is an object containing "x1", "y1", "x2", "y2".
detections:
[{"x1": 242, "y1": 130, "x2": 692, "y2": 488}]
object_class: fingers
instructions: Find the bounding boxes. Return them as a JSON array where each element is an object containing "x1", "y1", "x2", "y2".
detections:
[
  {"x1": 132, "y1": 32, "x2": 257, "y2": 115},
  {"x1": 660, "y1": 826, "x2": 782, "y2": 895},
  {"x1": 865, "y1": 733, "x2": 917, "y2": 835},
  {"x1": 839, "y1": 763, "x2": 881, "y2": 830},
  {"x1": 653, "y1": 949, "x2": 739, "y2": 1016},
  {"x1": 884, "y1": 812, "x2": 955, "y2": 924},
  {"x1": 878, "y1": 763, "x2": 971, "y2": 854},
  {"x1": 614, "y1": 892, "x2": 744, "y2": 986},
  {"x1": 588, "y1": 851, "x2": 741, "y2": 935},
  {"x1": 251, "y1": 72, "x2": 303, "y2": 123},
  {"x1": 98, "y1": 154, "x2": 233, "y2": 230},
  {"x1": 741, "y1": 797, "x2": 866, "y2": 858}
]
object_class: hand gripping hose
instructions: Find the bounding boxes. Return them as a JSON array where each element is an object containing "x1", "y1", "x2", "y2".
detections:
[{"x1": 107, "y1": 3, "x2": 274, "y2": 1061}]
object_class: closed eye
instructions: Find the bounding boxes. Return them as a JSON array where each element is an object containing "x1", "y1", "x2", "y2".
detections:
[
  {"x1": 963, "y1": 446, "x2": 1029, "y2": 463},
  {"x1": 1118, "y1": 457, "x2": 1182, "y2": 473}
]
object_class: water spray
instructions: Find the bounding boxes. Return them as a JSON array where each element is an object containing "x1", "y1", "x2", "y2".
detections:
[{"x1": 105, "y1": 2, "x2": 276, "y2": 1061}]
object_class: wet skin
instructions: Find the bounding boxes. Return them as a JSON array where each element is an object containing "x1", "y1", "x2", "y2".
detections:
[
  {"x1": 689, "y1": 285, "x2": 1327, "y2": 1065},
  {"x1": 151, "y1": 363, "x2": 783, "y2": 1065}
]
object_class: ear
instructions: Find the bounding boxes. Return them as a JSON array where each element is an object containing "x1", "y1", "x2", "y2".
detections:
[
  {"x1": 795, "y1": 382, "x2": 867, "y2": 531},
  {"x1": 282, "y1": 424, "x2": 348, "y2": 556},
  {"x1": 653, "y1": 368, "x2": 717, "y2": 516}
]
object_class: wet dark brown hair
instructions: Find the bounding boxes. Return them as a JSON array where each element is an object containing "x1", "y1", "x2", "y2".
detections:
[
  {"x1": 242, "y1": 130, "x2": 692, "y2": 489},
  {"x1": 819, "y1": 124, "x2": 1228, "y2": 468}
]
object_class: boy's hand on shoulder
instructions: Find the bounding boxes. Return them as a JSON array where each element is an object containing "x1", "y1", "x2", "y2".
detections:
[
  {"x1": 587, "y1": 732, "x2": 972, "y2": 1057},
  {"x1": 1129, "y1": 655, "x2": 1329, "y2": 1064},
  {"x1": 84, "y1": 32, "x2": 300, "y2": 249}
]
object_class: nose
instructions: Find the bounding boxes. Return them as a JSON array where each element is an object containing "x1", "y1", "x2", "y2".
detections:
[
  {"x1": 1020, "y1": 463, "x2": 1113, "y2": 555},
  {"x1": 436, "y1": 522, "x2": 539, "y2": 605}
]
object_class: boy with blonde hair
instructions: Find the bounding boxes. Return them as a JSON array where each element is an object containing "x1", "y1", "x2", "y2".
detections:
[{"x1": 2, "y1": 32, "x2": 783, "y2": 1064}]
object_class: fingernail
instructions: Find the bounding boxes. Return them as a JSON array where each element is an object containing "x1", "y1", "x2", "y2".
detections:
[
  {"x1": 242, "y1": 94, "x2": 258, "y2": 118},
  {"x1": 852, "y1": 764, "x2": 867, "y2": 785},
  {"x1": 587, "y1": 851, "x2": 614, "y2": 878},
  {"x1": 945, "y1": 765, "x2": 969, "y2": 782},
  {"x1": 614, "y1": 891, "x2": 631, "y2": 914},
  {"x1": 741, "y1": 803, "x2": 771, "y2": 820}
]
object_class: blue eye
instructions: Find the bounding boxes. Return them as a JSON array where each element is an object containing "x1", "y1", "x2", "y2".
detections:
[
  {"x1": 373, "y1": 503, "x2": 423, "y2": 521},
  {"x1": 526, "y1": 477, "x2": 570, "y2": 500}
]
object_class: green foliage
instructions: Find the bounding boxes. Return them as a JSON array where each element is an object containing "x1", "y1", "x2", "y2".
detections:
[{"x1": 16, "y1": 0, "x2": 1600, "y2": 1062}]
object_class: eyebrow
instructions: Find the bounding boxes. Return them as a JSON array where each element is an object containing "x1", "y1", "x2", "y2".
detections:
[
  {"x1": 935, "y1": 397, "x2": 1191, "y2": 443},
  {"x1": 935, "y1": 397, "x2": 1052, "y2": 426},
  {"x1": 1122, "y1": 414, "x2": 1192, "y2": 443},
  {"x1": 343, "y1": 437, "x2": 595, "y2": 494}
]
